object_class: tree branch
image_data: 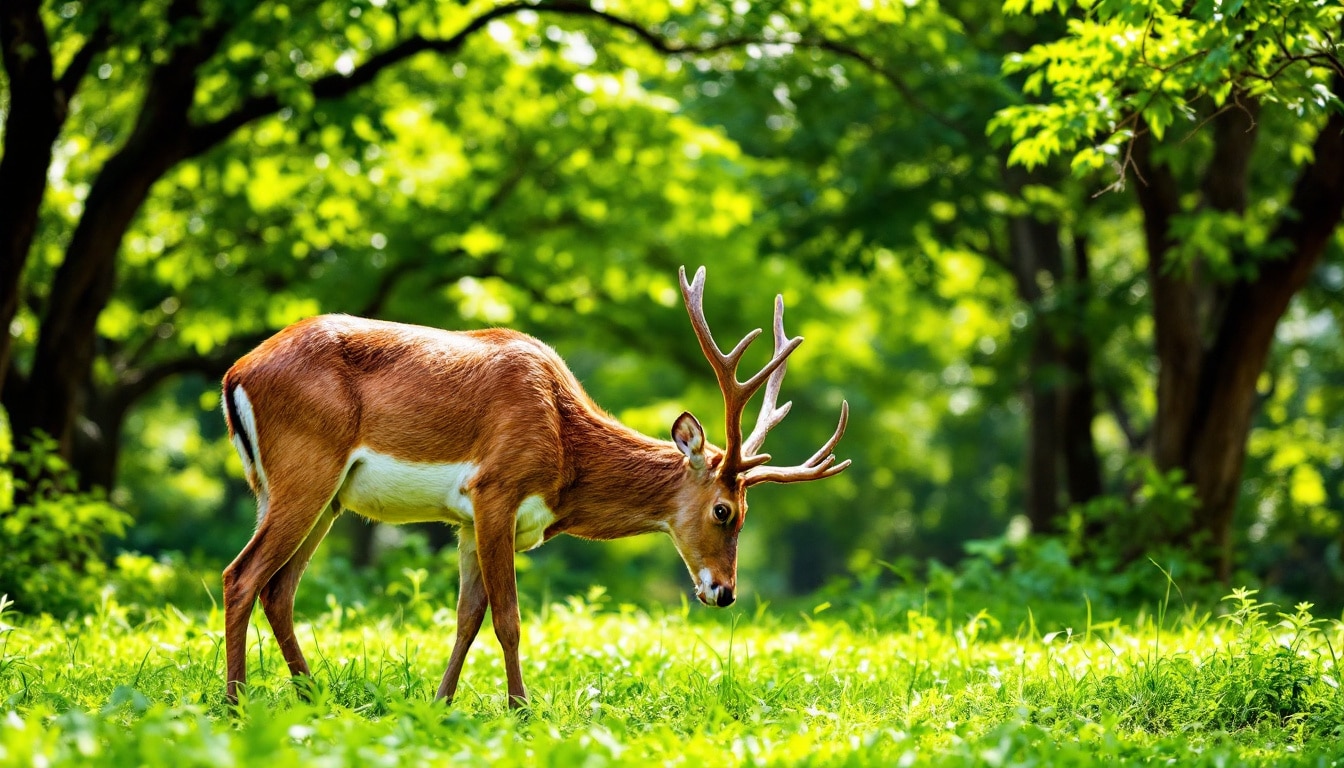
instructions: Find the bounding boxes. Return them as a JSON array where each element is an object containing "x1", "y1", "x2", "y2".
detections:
[
  {"x1": 549, "y1": 0, "x2": 757, "y2": 54},
  {"x1": 188, "y1": 2, "x2": 962, "y2": 161},
  {"x1": 55, "y1": 23, "x2": 110, "y2": 104},
  {"x1": 188, "y1": 2, "x2": 519, "y2": 154},
  {"x1": 111, "y1": 333, "x2": 270, "y2": 411},
  {"x1": 1269, "y1": 75, "x2": 1344, "y2": 268},
  {"x1": 811, "y1": 38, "x2": 972, "y2": 141},
  {"x1": 0, "y1": 0, "x2": 54, "y2": 95},
  {"x1": 187, "y1": 1, "x2": 743, "y2": 156}
]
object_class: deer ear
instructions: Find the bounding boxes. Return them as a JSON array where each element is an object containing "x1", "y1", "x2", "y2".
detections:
[{"x1": 672, "y1": 412, "x2": 707, "y2": 472}]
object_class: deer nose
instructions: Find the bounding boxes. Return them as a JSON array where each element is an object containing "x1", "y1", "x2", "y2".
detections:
[{"x1": 715, "y1": 585, "x2": 735, "y2": 607}]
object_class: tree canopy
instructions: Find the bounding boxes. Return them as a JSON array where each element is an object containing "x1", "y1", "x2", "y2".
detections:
[{"x1": 3, "y1": 0, "x2": 1343, "y2": 606}]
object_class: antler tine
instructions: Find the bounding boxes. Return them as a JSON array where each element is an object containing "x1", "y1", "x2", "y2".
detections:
[
  {"x1": 678, "y1": 266, "x2": 804, "y2": 479},
  {"x1": 679, "y1": 266, "x2": 767, "y2": 370},
  {"x1": 743, "y1": 400, "x2": 852, "y2": 486},
  {"x1": 742, "y1": 294, "x2": 794, "y2": 459},
  {"x1": 748, "y1": 456, "x2": 853, "y2": 485},
  {"x1": 802, "y1": 399, "x2": 848, "y2": 467},
  {"x1": 679, "y1": 266, "x2": 722, "y2": 361}
]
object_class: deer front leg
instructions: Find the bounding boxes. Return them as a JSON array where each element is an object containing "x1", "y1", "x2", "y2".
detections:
[
  {"x1": 436, "y1": 524, "x2": 488, "y2": 702},
  {"x1": 470, "y1": 482, "x2": 529, "y2": 708}
]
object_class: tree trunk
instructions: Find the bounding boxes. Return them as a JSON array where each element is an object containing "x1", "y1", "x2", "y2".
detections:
[
  {"x1": 0, "y1": 7, "x2": 104, "y2": 400},
  {"x1": 1134, "y1": 98, "x2": 1344, "y2": 581},
  {"x1": 9, "y1": 153, "x2": 172, "y2": 452},
  {"x1": 0, "y1": 0, "x2": 60, "y2": 395},
  {"x1": 1186, "y1": 105, "x2": 1344, "y2": 580},
  {"x1": 342, "y1": 515, "x2": 379, "y2": 570},
  {"x1": 1001, "y1": 169, "x2": 1105, "y2": 534},
  {"x1": 785, "y1": 519, "x2": 836, "y2": 593},
  {"x1": 1005, "y1": 167, "x2": 1070, "y2": 533},
  {"x1": 1133, "y1": 133, "x2": 1204, "y2": 476},
  {"x1": 1023, "y1": 327, "x2": 1063, "y2": 532},
  {"x1": 70, "y1": 385, "x2": 124, "y2": 493},
  {"x1": 8, "y1": 1, "x2": 223, "y2": 455},
  {"x1": 1059, "y1": 234, "x2": 1103, "y2": 507}
]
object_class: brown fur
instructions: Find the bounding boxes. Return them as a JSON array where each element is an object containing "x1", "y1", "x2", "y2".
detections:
[{"x1": 220, "y1": 315, "x2": 748, "y2": 707}]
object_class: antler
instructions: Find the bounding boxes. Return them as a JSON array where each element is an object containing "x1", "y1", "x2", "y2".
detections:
[
  {"x1": 741, "y1": 401, "x2": 850, "y2": 486},
  {"x1": 679, "y1": 266, "x2": 802, "y2": 480},
  {"x1": 742, "y1": 294, "x2": 794, "y2": 458},
  {"x1": 678, "y1": 266, "x2": 850, "y2": 486}
]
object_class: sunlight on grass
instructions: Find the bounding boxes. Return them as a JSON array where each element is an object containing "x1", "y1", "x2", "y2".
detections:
[{"x1": 1, "y1": 588, "x2": 1342, "y2": 765}]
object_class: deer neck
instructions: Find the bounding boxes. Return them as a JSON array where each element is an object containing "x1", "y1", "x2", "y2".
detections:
[{"x1": 551, "y1": 407, "x2": 689, "y2": 541}]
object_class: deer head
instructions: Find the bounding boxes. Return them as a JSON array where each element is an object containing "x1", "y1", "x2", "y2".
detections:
[{"x1": 667, "y1": 266, "x2": 850, "y2": 607}]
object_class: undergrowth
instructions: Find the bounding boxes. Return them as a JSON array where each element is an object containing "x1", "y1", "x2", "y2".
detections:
[{"x1": 2, "y1": 574, "x2": 1343, "y2": 766}]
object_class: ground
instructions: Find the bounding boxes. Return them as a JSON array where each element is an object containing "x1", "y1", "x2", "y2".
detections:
[{"x1": 1, "y1": 583, "x2": 1342, "y2": 766}]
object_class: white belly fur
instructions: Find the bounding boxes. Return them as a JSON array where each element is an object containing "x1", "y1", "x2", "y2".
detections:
[{"x1": 335, "y1": 448, "x2": 555, "y2": 551}]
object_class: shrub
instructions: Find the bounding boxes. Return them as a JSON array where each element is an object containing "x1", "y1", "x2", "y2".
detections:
[
  {"x1": 1066, "y1": 457, "x2": 1212, "y2": 593},
  {"x1": 955, "y1": 456, "x2": 1217, "y2": 607},
  {"x1": 107, "y1": 551, "x2": 218, "y2": 612},
  {"x1": 0, "y1": 413, "x2": 132, "y2": 616}
]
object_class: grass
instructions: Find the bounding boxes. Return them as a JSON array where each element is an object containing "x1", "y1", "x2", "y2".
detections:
[{"x1": 1, "y1": 581, "x2": 1343, "y2": 766}]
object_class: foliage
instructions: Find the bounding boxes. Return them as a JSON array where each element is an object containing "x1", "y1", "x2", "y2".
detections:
[
  {"x1": 984, "y1": 0, "x2": 1344, "y2": 582},
  {"x1": 942, "y1": 456, "x2": 1216, "y2": 609},
  {"x1": 2, "y1": 582, "x2": 1344, "y2": 765},
  {"x1": 4, "y1": 0, "x2": 1344, "y2": 611},
  {"x1": 1063, "y1": 458, "x2": 1213, "y2": 594},
  {"x1": 990, "y1": 0, "x2": 1343, "y2": 175},
  {"x1": 0, "y1": 414, "x2": 131, "y2": 617},
  {"x1": 104, "y1": 552, "x2": 220, "y2": 617}
]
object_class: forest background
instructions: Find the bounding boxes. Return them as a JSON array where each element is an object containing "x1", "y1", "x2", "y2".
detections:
[{"x1": 3, "y1": 0, "x2": 1344, "y2": 618}]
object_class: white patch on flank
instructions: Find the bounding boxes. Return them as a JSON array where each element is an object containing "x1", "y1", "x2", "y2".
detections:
[
  {"x1": 335, "y1": 448, "x2": 554, "y2": 551},
  {"x1": 513, "y1": 495, "x2": 553, "y2": 552},
  {"x1": 697, "y1": 567, "x2": 719, "y2": 605},
  {"x1": 228, "y1": 386, "x2": 269, "y2": 518}
]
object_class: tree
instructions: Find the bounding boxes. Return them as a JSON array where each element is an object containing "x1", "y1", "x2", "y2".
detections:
[
  {"x1": 992, "y1": 0, "x2": 1344, "y2": 578},
  {"x1": 670, "y1": 0, "x2": 1344, "y2": 584},
  {"x1": 677, "y1": 0, "x2": 1110, "y2": 535},
  {"x1": 7, "y1": 1, "x2": 917, "y2": 595},
  {"x1": 0, "y1": 0, "x2": 780, "y2": 488}
]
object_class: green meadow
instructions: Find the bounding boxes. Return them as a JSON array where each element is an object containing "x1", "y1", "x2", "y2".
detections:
[{"x1": 3, "y1": 581, "x2": 1343, "y2": 766}]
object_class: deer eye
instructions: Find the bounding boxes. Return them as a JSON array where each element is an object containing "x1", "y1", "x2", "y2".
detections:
[{"x1": 712, "y1": 503, "x2": 732, "y2": 523}]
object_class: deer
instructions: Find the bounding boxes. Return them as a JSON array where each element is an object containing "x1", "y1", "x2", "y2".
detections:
[{"x1": 219, "y1": 265, "x2": 849, "y2": 707}]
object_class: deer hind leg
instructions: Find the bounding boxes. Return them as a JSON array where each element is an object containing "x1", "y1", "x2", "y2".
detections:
[
  {"x1": 258, "y1": 503, "x2": 338, "y2": 699},
  {"x1": 223, "y1": 452, "x2": 347, "y2": 705},
  {"x1": 435, "y1": 524, "x2": 488, "y2": 703}
]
